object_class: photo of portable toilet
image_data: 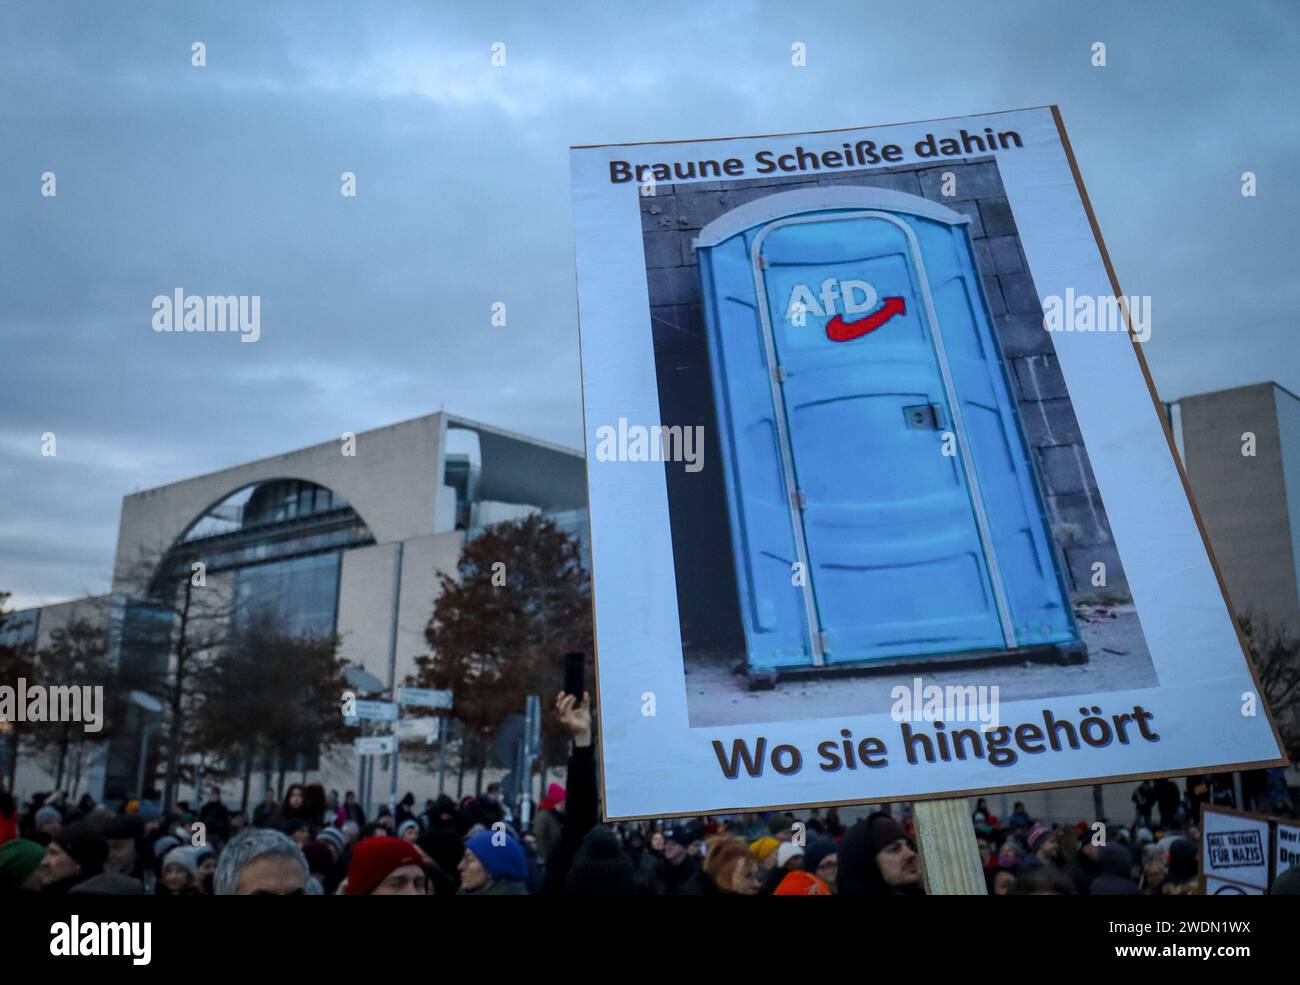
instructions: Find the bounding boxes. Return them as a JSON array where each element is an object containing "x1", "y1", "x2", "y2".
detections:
[{"x1": 693, "y1": 187, "x2": 1084, "y2": 685}]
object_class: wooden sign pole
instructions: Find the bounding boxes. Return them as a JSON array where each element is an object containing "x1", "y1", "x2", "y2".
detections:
[{"x1": 913, "y1": 797, "x2": 987, "y2": 895}]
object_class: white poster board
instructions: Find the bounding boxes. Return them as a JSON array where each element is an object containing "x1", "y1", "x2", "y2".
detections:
[
  {"x1": 1201, "y1": 806, "x2": 1271, "y2": 892},
  {"x1": 570, "y1": 106, "x2": 1286, "y2": 819}
]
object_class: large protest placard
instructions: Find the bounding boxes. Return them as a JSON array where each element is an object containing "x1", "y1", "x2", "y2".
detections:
[{"x1": 569, "y1": 106, "x2": 1287, "y2": 820}]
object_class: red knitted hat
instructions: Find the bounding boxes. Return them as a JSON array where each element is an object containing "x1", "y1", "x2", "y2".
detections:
[{"x1": 346, "y1": 837, "x2": 423, "y2": 896}]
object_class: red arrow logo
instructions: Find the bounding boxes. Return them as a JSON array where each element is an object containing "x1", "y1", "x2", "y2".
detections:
[{"x1": 825, "y1": 296, "x2": 906, "y2": 342}]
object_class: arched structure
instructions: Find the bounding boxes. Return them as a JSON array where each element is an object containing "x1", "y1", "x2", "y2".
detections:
[{"x1": 148, "y1": 478, "x2": 375, "y2": 597}]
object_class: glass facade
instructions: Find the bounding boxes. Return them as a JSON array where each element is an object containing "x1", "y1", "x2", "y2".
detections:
[
  {"x1": 233, "y1": 552, "x2": 341, "y2": 640},
  {"x1": 163, "y1": 480, "x2": 372, "y2": 589},
  {"x1": 115, "y1": 480, "x2": 366, "y2": 793},
  {"x1": 103, "y1": 597, "x2": 174, "y2": 803}
]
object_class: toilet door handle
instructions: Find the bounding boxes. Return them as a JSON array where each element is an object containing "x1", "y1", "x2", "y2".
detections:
[{"x1": 902, "y1": 403, "x2": 944, "y2": 430}]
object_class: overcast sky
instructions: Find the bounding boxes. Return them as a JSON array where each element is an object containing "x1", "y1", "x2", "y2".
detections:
[{"x1": 2, "y1": 1, "x2": 1296, "y2": 609}]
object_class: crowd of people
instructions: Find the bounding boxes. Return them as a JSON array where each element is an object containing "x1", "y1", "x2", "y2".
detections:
[{"x1": 2, "y1": 693, "x2": 1297, "y2": 896}]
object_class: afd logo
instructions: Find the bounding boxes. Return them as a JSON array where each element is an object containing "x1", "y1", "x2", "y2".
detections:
[{"x1": 785, "y1": 279, "x2": 906, "y2": 342}]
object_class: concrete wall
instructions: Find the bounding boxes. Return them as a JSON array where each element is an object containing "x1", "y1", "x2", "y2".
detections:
[
  {"x1": 320, "y1": 531, "x2": 468, "y2": 809},
  {"x1": 1178, "y1": 383, "x2": 1300, "y2": 635},
  {"x1": 1273, "y1": 387, "x2": 1300, "y2": 629},
  {"x1": 111, "y1": 414, "x2": 448, "y2": 591}
]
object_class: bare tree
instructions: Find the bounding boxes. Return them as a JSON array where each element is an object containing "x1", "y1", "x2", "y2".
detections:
[
  {"x1": 118, "y1": 553, "x2": 233, "y2": 810},
  {"x1": 1241, "y1": 612, "x2": 1300, "y2": 762},
  {"x1": 193, "y1": 609, "x2": 352, "y2": 811},
  {"x1": 26, "y1": 620, "x2": 117, "y2": 794},
  {"x1": 0, "y1": 591, "x2": 37, "y2": 792}
]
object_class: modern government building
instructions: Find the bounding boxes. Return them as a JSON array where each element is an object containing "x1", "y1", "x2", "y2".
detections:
[
  {"x1": 2, "y1": 412, "x2": 587, "y2": 810},
  {"x1": 3, "y1": 383, "x2": 1299, "y2": 821}
]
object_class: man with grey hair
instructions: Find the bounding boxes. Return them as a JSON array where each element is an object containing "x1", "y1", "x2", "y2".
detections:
[{"x1": 214, "y1": 827, "x2": 309, "y2": 895}]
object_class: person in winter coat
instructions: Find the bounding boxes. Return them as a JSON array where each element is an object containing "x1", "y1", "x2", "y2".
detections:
[
  {"x1": 252, "y1": 789, "x2": 278, "y2": 828},
  {"x1": 761, "y1": 841, "x2": 804, "y2": 894},
  {"x1": 1131, "y1": 780, "x2": 1156, "y2": 829},
  {"x1": 302, "y1": 784, "x2": 329, "y2": 831},
  {"x1": 417, "y1": 825, "x2": 464, "y2": 894},
  {"x1": 0, "y1": 791, "x2": 18, "y2": 847},
  {"x1": 650, "y1": 831, "x2": 702, "y2": 899},
  {"x1": 986, "y1": 866, "x2": 1017, "y2": 895},
  {"x1": 395, "y1": 792, "x2": 417, "y2": 827},
  {"x1": 749, "y1": 835, "x2": 781, "y2": 892},
  {"x1": 1006, "y1": 802, "x2": 1032, "y2": 830},
  {"x1": 1153, "y1": 778, "x2": 1182, "y2": 829},
  {"x1": 465, "y1": 785, "x2": 506, "y2": 830},
  {"x1": 1068, "y1": 837, "x2": 1105, "y2": 895},
  {"x1": 836, "y1": 813, "x2": 924, "y2": 896},
  {"x1": 346, "y1": 836, "x2": 428, "y2": 895},
  {"x1": 213, "y1": 827, "x2": 309, "y2": 895},
  {"x1": 339, "y1": 790, "x2": 366, "y2": 828},
  {"x1": 801, "y1": 837, "x2": 839, "y2": 893},
  {"x1": 1089, "y1": 844, "x2": 1141, "y2": 895},
  {"x1": 1017, "y1": 823, "x2": 1060, "y2": 875},
  {"x1": 564, "y1": 825, "x2": 638, "y2": 895},
  {"x1": 424, "y1": 794, "x2": 464, "y2": 835},
  {"x1": 157, "y1": 845, "x2": 203, "y2": 895},
  {"x1": 696, "y1": 836, "x2": 763, "y2": 895},
  {"x1": 774, "y1": 869, "x2": 832, "y2": 894},
  {"x1": 539, "y1": 690, "x2": 597, "y2": 895},
  {"x1": 101, "y1": 816, "x2": 143, "y2": 880},
  {"x1": 31, "y1": 804, "x2": 62, "y2": 846},
  {"x1": 397, "y1": 819, "x2": 420, "y2": 843},
  {"x1": 1161, "y1": 838, "x2": 1199, "y2": 895},
  {"x1": 533, "y1": 783, "x2": 566, "y2": 863},
  {"x1": 198, "y1": 786, "x2": 231, "y2": 843},
  {"x1": 270, "y1": 784, "x2": 311, "y2": 833},
  {"x1": 822, "y1": 807, "x2": 845, "y2": 838},
  {"x1": 458, "y1": 829, "x2": 530, "y2": 895},
  {"x1": 0, "y1": 838, "x2": 46, "y2": 893},
  {"x1": 37, "y1": 822, "x2": 108, "y2": 895}
]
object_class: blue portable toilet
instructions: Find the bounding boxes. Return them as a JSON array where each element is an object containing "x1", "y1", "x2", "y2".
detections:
[{"x1": 693, "y1": 187, "x2": 1084, "y2": 685}]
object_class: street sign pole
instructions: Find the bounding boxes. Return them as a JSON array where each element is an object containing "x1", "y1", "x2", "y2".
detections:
[
  {"x1": 357, "y1": 719, "x2": 368, "y2": 817},
  {"x1": 913, "y1": 797, "x2": 987, "y2": 895},
  {"x1": 437, "y1": 717, "x2": 449, "y2": 797},
  {"x1": 520, "y1": 694, "x2": 541, "y2": 829},
  {"x1": 385, "y1": 542, "x2": 404, "y2": 825}
]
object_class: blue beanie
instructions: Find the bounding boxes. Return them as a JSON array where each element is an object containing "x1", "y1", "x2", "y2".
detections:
[
  {"x1": 465, "y1": 830, "x2": 527, "y2": 883},
  {"x1": 135, "y1": 801, "x2": 162, "y2": 821}
]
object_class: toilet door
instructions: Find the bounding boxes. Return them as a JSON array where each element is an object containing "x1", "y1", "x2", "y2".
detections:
[{"x1": 754, "y1": 211, "x2": 1015, "y2": 664}]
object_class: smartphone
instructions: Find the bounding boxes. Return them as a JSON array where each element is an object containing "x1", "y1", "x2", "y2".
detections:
[{"x1": 563, "y1": 652, "x2": 585, "y2": 703}]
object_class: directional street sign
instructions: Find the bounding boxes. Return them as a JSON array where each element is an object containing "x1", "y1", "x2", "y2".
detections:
[
  {"x1": 396, "y1": 717, "x2": 437, "y2": 740},
  {"x1": 398, "y1": 687, "x2": 453, "y2": 710},
  {"x1": 354, "y1": 700, "x2": 399, "y2": 721},
  {"x1": 355, "y1": 735, "x2": 396, "y2": 756}
]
